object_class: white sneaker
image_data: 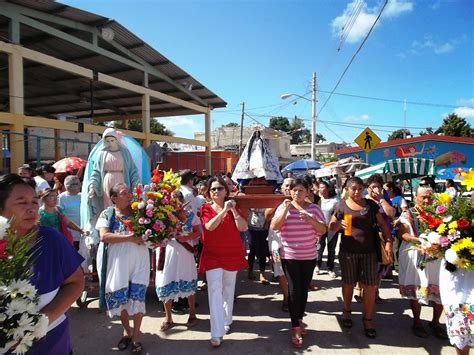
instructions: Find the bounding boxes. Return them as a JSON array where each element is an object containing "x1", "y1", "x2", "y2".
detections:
[
  {"x1": 210, "y1": 337, "x2": 222, "y2": 347},
  {"x1": 315, "y1": 266, "x2": 321, "y2": 275},
  {"x1": 224, "y1": 325, "x2": 231, "y2": 334},
  {"x1": 328, "y1": 270, "x2": 337, "y2": 279}
]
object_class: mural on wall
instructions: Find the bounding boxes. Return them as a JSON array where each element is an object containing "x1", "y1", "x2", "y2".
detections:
[{"x1": 339, "y1": 139, "x2": 474, "y2": 180}]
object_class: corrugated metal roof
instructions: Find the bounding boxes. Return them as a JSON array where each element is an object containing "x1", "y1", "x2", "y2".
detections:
[{"x1": 0, "y1": 0, "x2": 226, "y2": 121}]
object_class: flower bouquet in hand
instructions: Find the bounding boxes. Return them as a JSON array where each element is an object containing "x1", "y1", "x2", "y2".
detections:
[
  {"x1": 0, "y1": 217, "x2": 49, "y2": 354},
  {"x1": 128, "y1": 168, "x2": 187, "y2": 249},
  {"x1": 414, "y1": 172, "x2": 474, "y2": 271}
]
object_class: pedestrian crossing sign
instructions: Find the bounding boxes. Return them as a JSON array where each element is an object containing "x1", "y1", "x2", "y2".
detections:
[{"x1": 354, "y1": 127, "x2": 381, "y2": 153}]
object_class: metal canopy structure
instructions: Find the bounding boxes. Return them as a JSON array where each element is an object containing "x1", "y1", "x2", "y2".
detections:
[
  {"x1": 0, "y1": 0, "x2": 226, "y2": 120},
  {"x1": 0, "y1": 0, "x2": 225, "y2": 171}
]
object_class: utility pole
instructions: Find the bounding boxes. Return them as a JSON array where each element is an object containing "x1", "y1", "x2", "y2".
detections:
[
  {"x1": 403, "y1": 99, "x2": 407, "y2": 139},
  {"x1": 239, "y1": 102, "x2": 245, "y2": 156},
  {"x1": 311, "y1": 72, "x2": 317, "y2": 161}
]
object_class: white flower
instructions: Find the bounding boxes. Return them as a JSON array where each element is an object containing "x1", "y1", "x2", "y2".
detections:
[
  {"x1": 0, "y1": 340, "x2": 18, "y2": 354},
  {"x1": 442, "y1": 215, "x2": 453, "y2": 223},
  {"x1": 16, "y1": 313, "x2": 35, "y2": 331},
  {"x1": 6, "y1": 298, "x2": 28, "y2": 318},
  {"x1": 8, "y1": 279, "x2": 37, "y2": 300},
  {"x1": 419, "y1": 233, "x2": 428, "y2": 241},
  {"x1": 445, "y1": 248, "x2": 459, "y2": 264},
  {"x1": 12, "y1": 331, "x2": 35, "y2": 354},
  {"x1": 0, "y1": 216, "x2": 10, "y2": 240},
  {"x1": 427, "y1": 232, "x2": 441, "y2": 244},
  {"x1": 137, "y1": 202, "x2": 145, "y2": 209},
  {"x1": 32, "y1": 314, "x2": 49, "y2": 340}
]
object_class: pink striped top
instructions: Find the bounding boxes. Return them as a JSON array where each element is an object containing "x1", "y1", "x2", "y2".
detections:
[{"x1": 275, "y1": 203, "x2": 325, "y2": 260}]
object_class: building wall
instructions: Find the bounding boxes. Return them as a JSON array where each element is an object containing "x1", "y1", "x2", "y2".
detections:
[
  {"x1": 337, "y1": 135, "x2": 474, "y2": 179},
  {"x1": 26, "y1": 127, "x2": 100, "y2": 162},
  {"x1": 159, "y1": 150, "x2": 239, "y2": 175}
]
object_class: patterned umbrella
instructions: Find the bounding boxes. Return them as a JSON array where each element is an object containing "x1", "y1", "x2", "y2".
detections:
[{"x1": 53, "y1": 157, "x2": 87, "y2": 173}]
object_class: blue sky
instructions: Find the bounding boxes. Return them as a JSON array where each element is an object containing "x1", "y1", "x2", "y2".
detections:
[{"x1": 62, "y1": 0, "x2": 473, "y2": 145}]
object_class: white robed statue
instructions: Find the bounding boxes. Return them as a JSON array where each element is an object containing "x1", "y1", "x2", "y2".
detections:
[{"x1": 232, "y1": 130, "x2": 283, "y2": 190}]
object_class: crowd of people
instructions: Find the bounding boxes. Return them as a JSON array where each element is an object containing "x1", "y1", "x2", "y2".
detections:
[{"x1": 2, "y1": 156, "x2": 472, "y2": 354}]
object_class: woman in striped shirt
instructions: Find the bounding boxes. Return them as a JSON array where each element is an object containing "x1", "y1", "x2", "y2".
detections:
[{"x1": 271, "y1": 178, "x2": 326, "y2": 348}]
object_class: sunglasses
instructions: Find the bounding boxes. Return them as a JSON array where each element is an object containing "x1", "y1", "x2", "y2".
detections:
[{"x1": 210, "y1": 187, "x2": 225, "y2": 192}]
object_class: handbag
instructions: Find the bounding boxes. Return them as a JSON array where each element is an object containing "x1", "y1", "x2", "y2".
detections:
[
  {"x1": 57, "y1": 210, "x2": 74, "y2": 245},
  {"x1": 377, "y1": 231, "x2": 391, "y2": 265}
]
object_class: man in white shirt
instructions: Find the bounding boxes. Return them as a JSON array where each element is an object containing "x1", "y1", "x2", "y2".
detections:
[
  {"x1": 34, "y1": 164, "x2": 55, "y2": 193},
  {"x1": 179, "y1": 169, "x2": 198, "y2": 217}
]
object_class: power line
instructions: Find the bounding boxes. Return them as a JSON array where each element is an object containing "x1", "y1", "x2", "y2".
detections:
[{"x1": 318, "y1": 0, "x2": 389, "y2": 117}]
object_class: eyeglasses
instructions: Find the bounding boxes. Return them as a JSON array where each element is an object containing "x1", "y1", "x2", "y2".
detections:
[{"x1": 210, "y1": 187, "x2": 225, "y2": 192}]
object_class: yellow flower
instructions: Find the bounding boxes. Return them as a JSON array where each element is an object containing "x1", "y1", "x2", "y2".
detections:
[
  {"x1": 131, "y1": 202, "x2": 139, "y2": 210},
  {"x1": 457, "y1": 258, "x2": 470, "y2": 269},
  {"x1": 451, "y1": 238, "x2": 472, "y2": 252},
  {"x1": 436, "y1": 193, "x2": 451, "y2": 205},
  {"x1": 460, "y1": 168, "x2": 474, "y2": 191},
  {"x1": 436, "y1": 224, "x2": 447, "y2": 234},
  {"x1": 157, "y1": 213, "x2": 165, "y2": 220}
]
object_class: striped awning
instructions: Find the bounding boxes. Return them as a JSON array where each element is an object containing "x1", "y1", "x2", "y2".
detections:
[
  {"x1": 354, "y1": 162, "x2": 386, "y2": 180},
  {"x1": 383, "y1": 158, "x2": 436, "y2": 179}
]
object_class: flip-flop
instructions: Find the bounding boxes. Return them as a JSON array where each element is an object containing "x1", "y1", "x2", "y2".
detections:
[
  {"x1": 131, "y1": 341, "x2": 143, "y2": 354},
  {"x1": 160, "y1": 321, "x2": 174, "y2": 332},
  {"x1": 186, "y1": 316, "x2": 199, "y2": 328},
  {"x1": 117, "y1": 336, "x2": 131, "y2": 351}
]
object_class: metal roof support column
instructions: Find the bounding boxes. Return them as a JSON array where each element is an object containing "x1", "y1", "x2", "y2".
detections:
[
  {"x1": 8, "y1": 49, "x2": 24, "y2": 172},
  {"x1": 142, "y1": 93, "x2": 151, "y2": 149},
  {"x1": 205, "y1": 111, "x2": 212, "y2": 174}
]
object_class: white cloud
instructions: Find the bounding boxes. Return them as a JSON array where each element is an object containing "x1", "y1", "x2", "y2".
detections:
[
  {"x1": 454, "y1": 107, "x2": 474, "y2": 119},
  {"x1": 456, "y1": 98, "x2": 474, "y2": 107},
  {"x1": 157, "y1": 117, "x2": 198, "y2": 128},
  {"x1": 344, "y1": 114, "x2": 370, "y2": 122},
  {"x1": 410, "y1": 35, "x2": 462, "y2": 55},
  {"x1": 384, "y1": 0, "x2": 414, "y2": 17},
  {"x1": 331, "y1": 0, "x2": 413, "y2": 44}
]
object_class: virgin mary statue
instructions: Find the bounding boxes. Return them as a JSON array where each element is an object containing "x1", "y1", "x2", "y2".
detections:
[{"x1": 232, "y1": 130, "x2": 283, "y2": 190}]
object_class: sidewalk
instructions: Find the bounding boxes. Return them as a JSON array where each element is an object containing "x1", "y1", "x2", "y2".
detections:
[{"x1": 69, "y1": 266, "x2": 454, "y2": 354}]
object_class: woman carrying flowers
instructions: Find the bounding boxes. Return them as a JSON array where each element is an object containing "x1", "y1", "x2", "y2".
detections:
[
  {"x1": 0, "y1": 174, "x2": 84, "y2": 354},
  {"x1": 155, "y1": 190, "x2": 201, "y2": 331},
  {"x1": 96, "y1": 182, "x2": 149, "y2": 354},
  {"x1": 397, "y1": 185, "x2": 447, "y2": 339}
]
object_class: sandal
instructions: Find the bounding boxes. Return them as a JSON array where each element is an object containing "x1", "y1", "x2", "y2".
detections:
[
  {"x1": 299, "y1": 320, "x2": 308, "y2": 337},
  {"x1": 186, "y1": 316, "x2": 199, "y2": 328},
  {"x1": 160, "y1": 320, "x2": 174, "y2": 332},
  {"x1": 362, "y1": 318, "x2": 376, "y2": 338},
  {"x1": 117, "y1": 336, "x2": 131, "y2": 351},
  {"x1": 342, "y1": 309, "x2": 353, "y2": 328},
  {"x1": 291, "y1": 327, "x2": 303, "y2": 348},
  {"x1": 131, "y1": 341, "x2": 143, "y2": 354}
]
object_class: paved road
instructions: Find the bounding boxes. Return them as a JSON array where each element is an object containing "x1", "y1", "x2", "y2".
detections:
[{"x1": 70, "y1": 263, "x2": 455, "y2": 354}]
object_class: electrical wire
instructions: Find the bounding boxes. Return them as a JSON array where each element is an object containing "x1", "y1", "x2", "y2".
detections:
[{"x1": 318, "y1": 0, "x2": 389, "y2": 117}]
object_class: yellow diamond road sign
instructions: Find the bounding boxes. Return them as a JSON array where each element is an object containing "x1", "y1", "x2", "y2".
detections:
[{"x1": 354, "y1": 127, "x2": 381, "y2": 153}]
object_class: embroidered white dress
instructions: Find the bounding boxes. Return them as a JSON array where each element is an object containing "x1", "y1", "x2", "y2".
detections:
[
  {"x1": 398, "y1": 214, "x2": 441, "y2": 304},
  {"x1": 96, "y1": 208, "x2": 150, "y2": 318},
  {"x1": 439, "y1": 261, "x2": 474, "y2": 350}
]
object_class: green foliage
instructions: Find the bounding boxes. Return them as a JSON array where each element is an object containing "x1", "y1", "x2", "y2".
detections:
[
  {"x1": 269, "y1": 116, "x2": 291, "y2": 132},
  {"x1": 436, "y1": 113, "x2": 472, "y2": 137},
  {"x1": 222, "y1": 122, "x2": 239, "y2": 127},
  {"x1": 419, "y1": 127, "x2": 434, "y2": 136},
  {"x1": 125, "y1": 119, "x2": 175, "y2": 136},
  {"x1": 388, "y1": 129, "x2": 411, "y2": 141}
]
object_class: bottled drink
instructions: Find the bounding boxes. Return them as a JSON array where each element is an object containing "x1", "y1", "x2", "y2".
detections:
[{"x1": 343, "y1": 214, "x2": 352, "y2": 236}]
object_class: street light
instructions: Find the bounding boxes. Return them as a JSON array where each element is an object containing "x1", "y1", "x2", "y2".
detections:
[{"x1": 280, "y1": 72, "x2": 317, "y2": 160}]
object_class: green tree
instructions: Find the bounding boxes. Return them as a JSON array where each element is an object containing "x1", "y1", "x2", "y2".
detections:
[
  {"x1": 125, "y1": 118, "x2": 174, "y2": 136},
  {"x1": 419, "y1": 127, "x2": 434, "y2": 136},
  {"x1": 269, "y1": 116, "x2": 291, "y2": 132},
  {"x1": 223, "y1": 122, "x2": 239, "y2": 127},
  {"x1": 388, "y1": 129, "x2": 411, "y2": 140},
  {"x1": 436, "y1": 113, "x2": 472, "y2": 137}
]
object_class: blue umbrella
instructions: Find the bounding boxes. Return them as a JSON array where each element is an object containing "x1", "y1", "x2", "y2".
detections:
[{"x1": 282, "y1": 159, "x2": 321, "y2": 172}]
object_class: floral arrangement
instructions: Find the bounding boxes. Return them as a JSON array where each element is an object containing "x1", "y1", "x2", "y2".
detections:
[
  {"x1": 127, "y1": 168, "x2": 187, "y2": 248},
  {"x1": 414, "y1": 168, "x2": 474, "y2": 271},
  {"x1": 0, "y1": 217, "x2": 49, "y2": 354}
]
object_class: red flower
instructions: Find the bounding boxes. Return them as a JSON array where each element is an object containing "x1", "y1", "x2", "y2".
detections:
[
  {"x1": 0, "y1": 240, "x2": 8, "y2": 258},
  {"x1": 457, "y1": 219, "x2": 470, "y2": 229},
  {"x1": 122, "y1": 220, "x2": 134, "y2": 231},
  {"x1": 151, "y1": 175, "x2": 160, "y2": 183}
]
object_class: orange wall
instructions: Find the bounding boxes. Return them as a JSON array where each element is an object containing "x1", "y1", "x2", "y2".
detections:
[{"x1": 160, "y1": 151, "x2": 239, "y2": 175}]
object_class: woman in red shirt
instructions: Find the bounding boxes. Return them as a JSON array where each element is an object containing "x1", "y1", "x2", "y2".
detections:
[{"x1": 199, "y1": 176, "x2": 248, "y2": 347}]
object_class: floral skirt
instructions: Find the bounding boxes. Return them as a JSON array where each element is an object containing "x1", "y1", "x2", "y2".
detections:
[
  {"x1": 155, "y1": 240, "x2": 198, "y2": 302},
  {"x1": 440, "y1": 261, "x2": 474, "y2": 350}
]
